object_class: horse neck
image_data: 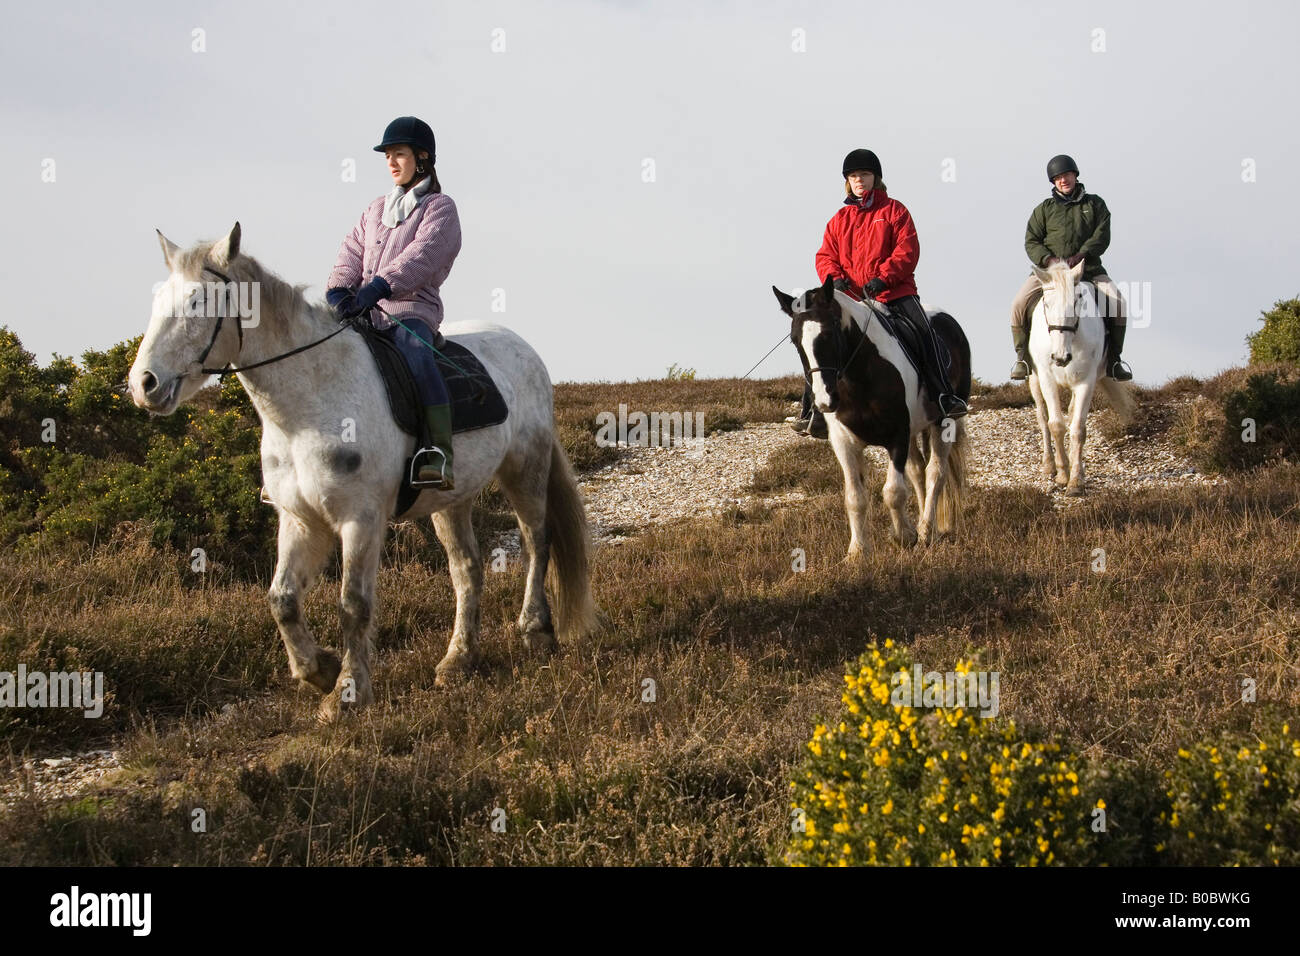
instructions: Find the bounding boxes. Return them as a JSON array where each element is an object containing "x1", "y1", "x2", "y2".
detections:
[{"x1": 230, "y1": 282, "x2": 364, "y2": 428}]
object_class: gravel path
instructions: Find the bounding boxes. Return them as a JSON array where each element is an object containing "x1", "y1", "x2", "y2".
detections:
[{"x1": 578, "y1": 397, "x2": 1220, "y2": 540}]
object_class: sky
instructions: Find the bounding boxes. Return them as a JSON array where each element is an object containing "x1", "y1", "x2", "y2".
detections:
[{"x1": 2, "y1": 0, "x2": 1297, "y2": 385}]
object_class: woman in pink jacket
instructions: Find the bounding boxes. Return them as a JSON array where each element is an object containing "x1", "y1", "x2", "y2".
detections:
[{"x1": 326, "y1": 116, "x2": 462, "y2": 489}]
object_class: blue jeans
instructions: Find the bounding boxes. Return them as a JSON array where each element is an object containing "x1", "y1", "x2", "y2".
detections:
[{"x1": 383, "y1": 319, "x2": 449, "y2": 406}]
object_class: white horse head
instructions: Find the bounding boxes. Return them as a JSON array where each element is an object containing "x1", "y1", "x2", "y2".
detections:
[
  {"x1": 1030, "y1": 258, "x2": 1093, "y2": 369},
  {"x1": 131, "y1": 222, "x2": 246, "y2": 414}
]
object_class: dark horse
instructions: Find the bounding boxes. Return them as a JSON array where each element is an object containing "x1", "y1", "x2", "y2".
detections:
[{"x1": 773, "y1": 276, "x2": 971, "y2": 559}]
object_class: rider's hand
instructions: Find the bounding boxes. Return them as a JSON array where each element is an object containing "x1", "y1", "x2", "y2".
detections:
[
  {"x1": 1045, "y1": 257, "x2": 1063, "y2": 266},
  {"x1": 863, "y1": 278, "x2": 887, "y2": 298},
  {"x1": 326, "y1": 286, "x2": 357, "y2": 315},
  {"x1": 832, "y1": 277, "x2": 854, "y2": 293},
  {"x1": 347, "y1": 276, "x2": 392, "y2": 318},
  {"x1": 1065, "y1": 254, "x2": 1085, "y2": 268}
]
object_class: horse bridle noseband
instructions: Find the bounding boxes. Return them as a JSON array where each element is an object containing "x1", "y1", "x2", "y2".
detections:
[{"x1": 194, "y1": 266, "x2": 352, "y2": 377}]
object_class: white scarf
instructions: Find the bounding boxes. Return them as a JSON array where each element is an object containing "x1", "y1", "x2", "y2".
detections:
[{"x1": 381, "y1": 176, "x2": 431, "y2": 228}]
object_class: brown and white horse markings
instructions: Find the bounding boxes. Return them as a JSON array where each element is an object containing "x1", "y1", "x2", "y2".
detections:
[{"x1": 774, "y1": 276, "x2": 970, "y2": 559}]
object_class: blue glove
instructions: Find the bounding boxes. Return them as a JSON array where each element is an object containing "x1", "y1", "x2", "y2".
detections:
[
  {"x1": 326, "y1": 286, "x2": 357, "y2": 316},
  {"x1": 348, "y1": 276, "x2": 392, "y2": 318},
  {"x1": 864, "y1": 278, "x2": 887, "y2": 298}
]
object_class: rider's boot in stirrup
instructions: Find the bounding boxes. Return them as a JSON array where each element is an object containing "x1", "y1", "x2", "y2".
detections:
[
  {"x1": 411, "y1": 403, "x2": 455, "y2": 490},
  {"x1": 1010, "y1": 323, "x2": 1031, "y2": 381}
]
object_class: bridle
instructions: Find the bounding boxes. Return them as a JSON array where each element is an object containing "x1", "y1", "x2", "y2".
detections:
[
  {"x1": 193, "y1": 266, "x2": 352, "y2": 376},
  {"x1": 802, "y1": 296, "x2": 875, "y2": 386}
]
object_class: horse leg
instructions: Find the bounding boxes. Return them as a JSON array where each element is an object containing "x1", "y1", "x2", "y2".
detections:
[
  {"x1": 906, "y1": 433, "x2": 926, "y2": 506},
  {"x1": 497, "y1": 458, "x2": 558, "y2": 656},
  {"x1": 267, "y1": 511, "x2": 340, "y2": 694},
  {"x1": 828, "y1": 418, "x2": 870, "y2": 560},
  {"x1": 916, "y1": 425, "x2": 950, "y2": 546},
  {"x1": 1066, "y1": 382, "x2": 1096, "y2": 495},
  {"x1": 1027, "y1": 373, "x2": 1056, "y2": 481},
  {"x1": 1038, "y1": 378, "x2": 1070, "y2": 486},
  {"x1": 318, "y1": 517, "x2": 386, "y2": 721},
  {"x1": 884, "y1": 444, "x2": 917, "y2": 548},
  {"x1": 431, "y1": 500, "x2": 484, "y2": 685}
]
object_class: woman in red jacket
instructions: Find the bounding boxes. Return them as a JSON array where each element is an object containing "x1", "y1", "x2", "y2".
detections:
[{"x1": 800, "y1": 149, "x2": 967, "y2": 431}]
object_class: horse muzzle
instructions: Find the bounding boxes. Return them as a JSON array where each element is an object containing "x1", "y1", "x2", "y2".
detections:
[
  {"x1": 1052, "y1": 353, "x2": 1072, "y2": 368},
  {"x1": 130, "y1": 370, "x2": 184, "y2": 414}
]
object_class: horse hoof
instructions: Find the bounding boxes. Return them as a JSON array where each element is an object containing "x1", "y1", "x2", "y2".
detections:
[
  {"x1": 1065, "y1": 484, "x2": 1084, "y2": 497},
  {"x1": 899, "y1": 529, "x2": 918, "y2": 548},
  {"x1": 316, "y1": 681, "x2": 372, "y2": 723},
  {"x1": 305, "y1": 649, "x2": 342, "y2": 693},
  {"x1": 435, "y1": 650, "x2": 479, "y2": 687},
  {"x1": 522, "y1": 628, "x2": 558, "y2": 655},
  {"x1": 842, "y1": 548, "x2": 868, "y2": 565}
]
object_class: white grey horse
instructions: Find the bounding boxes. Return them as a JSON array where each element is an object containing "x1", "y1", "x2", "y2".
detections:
[
  {"x1": 129, "y1": 223, "x2": 597, "y2": 720},
  {"x1": 1026, "y1": 259, "x2": 1135, "y2": 495}
]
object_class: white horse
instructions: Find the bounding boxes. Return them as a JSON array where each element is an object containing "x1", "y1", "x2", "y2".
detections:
[
  {"x1": 1026, "y1": 259, "x2": 1134, "y2": 495},
  {"x1": 129, "y1": 223, "x2": 597, "y2": 720}
]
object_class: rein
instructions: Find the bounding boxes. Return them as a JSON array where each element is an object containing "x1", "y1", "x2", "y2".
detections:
[{"x1": 197, "y1": 267, "x2": 352, "y2": 377}]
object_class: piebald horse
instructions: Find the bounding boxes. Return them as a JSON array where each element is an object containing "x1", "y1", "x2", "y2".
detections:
[
  {"x1": 1026, "y1": 259, "x2": 1134, "y2": 494},
  {"x1": 774, "y1": 277, "x2": 970, "y2": 560},
  {"x1": 129, "y1": 223, "x2": 597, "y2": 720}
]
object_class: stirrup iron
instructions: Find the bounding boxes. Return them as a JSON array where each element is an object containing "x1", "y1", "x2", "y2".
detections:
[{"x1": 409, "y1": 446, "x2": 450, "y2": 488}]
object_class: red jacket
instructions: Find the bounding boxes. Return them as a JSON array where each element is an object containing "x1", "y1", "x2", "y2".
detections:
[{"x1": 815, "y1": 188, "x2": 919, "y2": 301}]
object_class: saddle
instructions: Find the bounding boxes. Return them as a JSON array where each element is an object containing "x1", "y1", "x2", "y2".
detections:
[
  {"x1": 355, "y1": 321, "x2": 509, "y2": 517},
  {"x1": 841, "y1": 287, "x2": 951, "y2": 378}
]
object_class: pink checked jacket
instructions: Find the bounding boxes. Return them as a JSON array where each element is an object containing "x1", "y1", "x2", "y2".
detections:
[{"x1": 326, "y1": 189, "x2": 462, "y2": 335}]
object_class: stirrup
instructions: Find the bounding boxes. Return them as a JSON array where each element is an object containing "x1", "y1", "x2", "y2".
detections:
[
  {"x1": 1108, "y1": 358, "x2": 1133, "y2": 381},
  {"x1": 790, "y1": 416, "x2": 811, "y2": 434},
  {"x1": 409, "y1": 446, "x2": 452, "y2": 489},
  {"x1": 938, "y1": 394, "x2": 969, "y2": 420},
  {"x1": 1010, "y1": 358, "x2": 1030, "y2": 381}
]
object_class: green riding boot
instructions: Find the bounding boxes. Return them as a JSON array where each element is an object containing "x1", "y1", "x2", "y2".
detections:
[
  {"x1": 412, "y1": 403, "x2": 454, "y2": 490},
  {"x1": 1009, "y1": 324, "x2": 1031, "y2": 381}
]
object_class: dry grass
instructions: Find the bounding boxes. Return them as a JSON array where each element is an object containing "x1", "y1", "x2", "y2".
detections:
[{"x1": 2, "y1": 374, "x2": 1297, "y2": 865}]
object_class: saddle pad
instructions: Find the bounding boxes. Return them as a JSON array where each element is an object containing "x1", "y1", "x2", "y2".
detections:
[
  {"x1": 356, "y1": 324, "x2": 509, "y2": 518},
  {"x1": 877, "y1": 309, "x2": 951, "y2": 377},
  {"x1": 358, "y1": 326, "x2": 509, "y2": 437}
]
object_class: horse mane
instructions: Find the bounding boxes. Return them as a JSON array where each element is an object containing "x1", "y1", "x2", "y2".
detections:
[{"x1": 177, "y1": 241, "x2": 323, "y2": 323}]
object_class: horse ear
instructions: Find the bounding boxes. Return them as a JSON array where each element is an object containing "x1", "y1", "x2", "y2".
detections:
[
  {"x1": 210, "y1": 222, "x2": 242, "y2": 267},
  {"x1": 772, "y1": 286, "x2": 796, "y2": 316},
  {"x1": 157, "y1": 230, "x2": 181, "y2": 271},
  {"x1": 1031, "y1": 263, "x2": 1053, "y2": 284},
  {"x1": 1068, "y1": 258, "x2": 1086, "y2": 280},
  {"x1": 819, "y1": 274, "x2": 835, "y2": 299}
]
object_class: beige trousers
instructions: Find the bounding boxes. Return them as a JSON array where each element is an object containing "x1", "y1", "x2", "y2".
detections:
[{"x1": 1010, "y1": 273, "x2": 1126, "y2": 330}]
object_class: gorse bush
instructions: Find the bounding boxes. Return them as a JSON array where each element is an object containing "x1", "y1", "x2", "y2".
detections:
[
  {"x1": 0, "y1": 327, "x2": 272, "y2": 572},
  {"x1": 787, "y1": 641, "x2": 1298, "y2": 866},
  {"x1": 1246, "y1": 297, "x2": 1300, "y2": 365},
  {"x1": 1158, "y1": 722, "x2": 1300, "y2": 866},
  {"x1": 785, "y1": 640, "x2": 1104, "y2": 866}
]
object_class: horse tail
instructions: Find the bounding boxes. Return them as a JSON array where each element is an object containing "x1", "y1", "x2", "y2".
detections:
[
  {"x1": 937, "y1": 417, "x2": 968, "y2": 534},
  {"x1": 546, "y1": 435, "x2": 599, "y2": 641},
  {"x1": 1097, "y1": 376, "x2": 1136, "y2": 427}
]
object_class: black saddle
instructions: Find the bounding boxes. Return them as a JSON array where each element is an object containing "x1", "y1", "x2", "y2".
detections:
[
  {"x1": 874, "y1": 304, "x2": 952, "y2": 379},
  {"x1": 355, "y1": 321, "x2": 508, "y2": 516}
]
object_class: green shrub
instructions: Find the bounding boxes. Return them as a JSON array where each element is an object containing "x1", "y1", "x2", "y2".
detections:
[
  {"x1": 1158, "y1": 722, "x2": 1300, "y2": 865},
  {"x1": 1247, "y1": 297, "x2": 1300, "y2": 365},
  {"x1": 1175, "y1": 365, "x2": 1300, "y2": 472}
]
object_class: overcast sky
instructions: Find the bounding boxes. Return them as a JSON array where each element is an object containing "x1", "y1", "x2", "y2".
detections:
[{"x1": 3, "y1": 0, "x2": 1297, "y2": 385}]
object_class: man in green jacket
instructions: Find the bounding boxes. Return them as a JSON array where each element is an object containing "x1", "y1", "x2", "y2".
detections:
[{"x1": 1009, "y1": 154, "x2": 1132, "y2": 382}]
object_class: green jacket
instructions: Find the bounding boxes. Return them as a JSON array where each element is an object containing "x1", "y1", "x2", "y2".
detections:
[{"x1": 1024, "y1": 184, "x2": 1110, "y2": 280}]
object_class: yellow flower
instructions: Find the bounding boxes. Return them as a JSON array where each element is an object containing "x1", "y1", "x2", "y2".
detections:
[{"x1": 881, "y1": 799, "x2": 894, "y2": 815}]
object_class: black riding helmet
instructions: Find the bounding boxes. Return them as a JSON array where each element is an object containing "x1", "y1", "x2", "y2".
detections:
[
  {"x1": 1046, "y1": 154, "x2": 1078, "y2": 181},
  {"x1": 842, "y1": 148, "x2": 882, "y2": 180},
  {"x1": 374, "y1": 116, "x2": 436, "y2": 165}
]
